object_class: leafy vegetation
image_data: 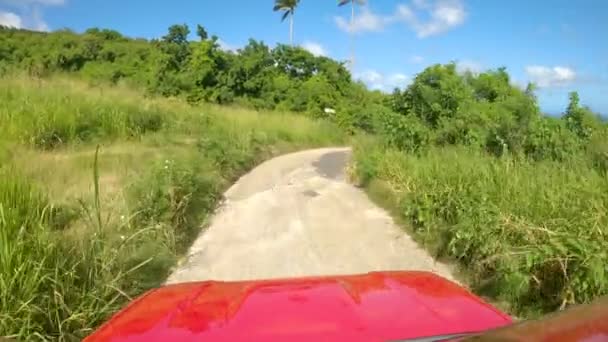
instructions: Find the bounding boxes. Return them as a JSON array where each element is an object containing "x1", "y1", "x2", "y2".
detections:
[
  {"x1": 0, "y1": 24, "x2": 383, "y2": 133},
  {"x1": 384, "y1": 64, "x2": 604, "y2": 159},
  {"x1": 354, "y1": 63, "x2": 608, "y2": 317}
]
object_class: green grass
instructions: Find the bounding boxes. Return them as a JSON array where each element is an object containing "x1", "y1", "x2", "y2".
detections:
[
  {"x1": 0, "y1": 77, "x2": 169, "y2": 149},
  {"x1": 0, "y1": 75, "x2": 344, "y2": 340},
  {"x1": 352, "y1": 138, "x2": 608, "y2": 317}
]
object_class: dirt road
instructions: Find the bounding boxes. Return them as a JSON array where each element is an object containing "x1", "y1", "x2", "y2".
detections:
[{"x1": 167, "y1": 148, "x2": 454, "y2": 284}]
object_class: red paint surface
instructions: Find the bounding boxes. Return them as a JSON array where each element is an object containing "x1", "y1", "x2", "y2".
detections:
[{"x1": 85, "y1": 271, "x2": 512, "y2": 342}]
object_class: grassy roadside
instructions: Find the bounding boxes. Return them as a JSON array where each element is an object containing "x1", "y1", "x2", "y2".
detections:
[
  {"x1": 0, "y1": 76, "x2": 344, "y2": 340},
  {"x1": 351, "y1": 137, "x2": 608, "y2": 318}
]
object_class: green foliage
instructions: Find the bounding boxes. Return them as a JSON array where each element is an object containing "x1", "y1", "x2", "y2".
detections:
[
  {"x1": 564, "y1": 91, "x2": 604, "y2": 140},
  {"x1": 0, "y1": 26, "x2": 160, "y2": 87},
  {"x1": 273, "y1": 0, "x2": 300, "y2": 21},
  {"x1": 587, "y1": 130, "x2": 608, "y2": 174},
  {"x1": 196, "y1": 24, "x2": 208, "y2": 41},
  {"x1": 406, "y1": 63, "x2": 473, "y2": 127},
  {"x1": 0, "y1": 25, "x2": 380, "y2": 133},
  {"x1": 85, "y1": 27, "x2": 125, "y2": 41},
  {"x1": 377, "y1": 110, "x2": 430, "y2": 152},
  {"x1": 129, "y1": 156, "x2": 221, "y2": 252},
  {"x1": 523, "y1": 116, "x2": 582, "y2": 162},
  {"x1": 159, "y1": 24, "x2": 191, "y2": 70},
  {"x1": 355, "y1": 63, "x2": 608, "y2": 317},
  {"x1": 386, "y1": 63, "x2": 604, "y2": 164},
  {"x1": 468, "y1": 67, "x2": 511, "y2": 102}
]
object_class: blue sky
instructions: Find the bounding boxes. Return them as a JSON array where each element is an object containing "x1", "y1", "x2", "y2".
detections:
[{"x1": 1, "y1": 0, "x2": 607, "y2": 115}]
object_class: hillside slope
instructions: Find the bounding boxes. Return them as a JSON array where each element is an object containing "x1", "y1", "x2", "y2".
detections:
[{"x1": 0, "y1": 76, "x2": 344, "y2": 340}]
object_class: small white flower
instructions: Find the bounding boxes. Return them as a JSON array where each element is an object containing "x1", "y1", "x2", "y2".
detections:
[
  {"x1": 120, "y1": 215, "x2": 125, "y2": 221},
  {"x1": 120, "y1": 235, "x2": 126, "y2": 241}
]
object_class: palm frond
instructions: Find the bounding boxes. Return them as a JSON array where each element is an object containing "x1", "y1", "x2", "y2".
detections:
[
  {"x1": 338, "y1": 0, "x2": 366, "y2": 7},
  {"x1": 274, "y1": 0, "x2": 299, "y2": 9},
  {"x1": 274, "y1": 0, "x2": 298, "y2": 23}
]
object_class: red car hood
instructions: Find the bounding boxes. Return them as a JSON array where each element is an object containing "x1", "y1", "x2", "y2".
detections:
[{"x1": 86, "y1": 271, "x2": 511, "y2": 342}]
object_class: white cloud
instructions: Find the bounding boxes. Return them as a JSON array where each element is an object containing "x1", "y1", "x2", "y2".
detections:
[
  {"x1": 217, "y1": 39, "x2": 237, "y2": 52},
  {"x1": 334, "y1": 0, "x2": 466, "y2": 38},
  {"x1": 358, "y1": 70, "x2": 384, "y2": 86},
  {"x1": 0, "y1": 11, "x2": 22, "y2": 28},
  {"x1": 525, "y1": 65, "x2": 577, "y2": 87},
  {"x1": 357, "y1": 70, "x2": 410, "y2": 91},
  {"x1": 456, "y1": 60, "x2": 483, "y2": 74},
  {"x1": 301, "y1": 41, "x2": 327, "y2": 57},
  {"x1": 334, "y1": 7, "x2": 389, "y2": 34},
  {"x1": 0, "y1": 0, "x2": 64, "y2": 5},
  {"x1": 0, "y1": 0, "x2": 64, "y2": 31},
  {"x1": 30, "y1": 6, "x2": 48, "y2": 31},
  {"x1": 409, "y1": 55, "x2": 425, "y2": 64},
  {"x1": 396, "y1": 0, "x2": 467, "y2": 38},
  {"x1": 37, "y1": 0, "x2": 64, "y2": 4},
  {"x1": 389, "y1": 73, "x2": 409, "y2": 86}
]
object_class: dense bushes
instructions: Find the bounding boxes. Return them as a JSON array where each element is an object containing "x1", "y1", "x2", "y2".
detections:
[
  {"x1": 383, "y1": 63, "x2": 606, "y2": 166},
  {"x1": 523, "y1": 116, "x2": 582, "y2": 162},
  {"x1": 354, "y1": 62, "x2": 607, "y2": 317},
  {"x1": 129, "y1": 157, "x2": 221, "y2": 248},
  {"x1": 587, "y1": 135, "x2": 608, "y2": 175},
  {"x1": 0, "y1": 25, "x2": 384, "y2": 133}
]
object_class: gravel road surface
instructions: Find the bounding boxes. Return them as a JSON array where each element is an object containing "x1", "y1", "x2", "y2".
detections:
[{"x1": 167, "y1": 148, "x2": 454, "y2": 284}]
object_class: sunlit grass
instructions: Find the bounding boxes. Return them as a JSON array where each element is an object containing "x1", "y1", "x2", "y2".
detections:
[{"x1": 353, "y1": 139, "x2": 608, "y2": 317}]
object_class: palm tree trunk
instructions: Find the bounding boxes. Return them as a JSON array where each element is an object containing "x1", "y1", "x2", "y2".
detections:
[
  {"x1": 289, "y1": 13, "x2": 294, "y2": 46},
  {"x1": 350, "y1": 1, "x2": 355, "y2": 70}
]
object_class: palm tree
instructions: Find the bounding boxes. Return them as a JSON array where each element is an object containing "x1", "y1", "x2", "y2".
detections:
[
  {"x1": 338, "y1": 0, "x2": 366, "y2": 69},
  {"x1": 273, "y1": 0, "x2": 300, "y2": 46}
]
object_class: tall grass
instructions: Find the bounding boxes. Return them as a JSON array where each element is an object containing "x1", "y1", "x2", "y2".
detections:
[
  {"x1": 0, "y1": 170, "x2": 51, "y2": 338},
  {"x1": 0, "y1": 165, "x2": 143, "y2": 340},
  {"x1": 353, "y1": 139, "x2": 608, "y2": 317},
  {"x1": 0, "y1": 76, "x2": 344, "y2": 340},
  {"x1": 0, "y1": 77, "x2": 170, "y2": 148}
]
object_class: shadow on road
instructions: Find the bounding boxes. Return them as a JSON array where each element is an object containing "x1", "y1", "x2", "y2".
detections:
[{"x1": 312, "y1": 151, "x2": 349, "y2": 180}]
